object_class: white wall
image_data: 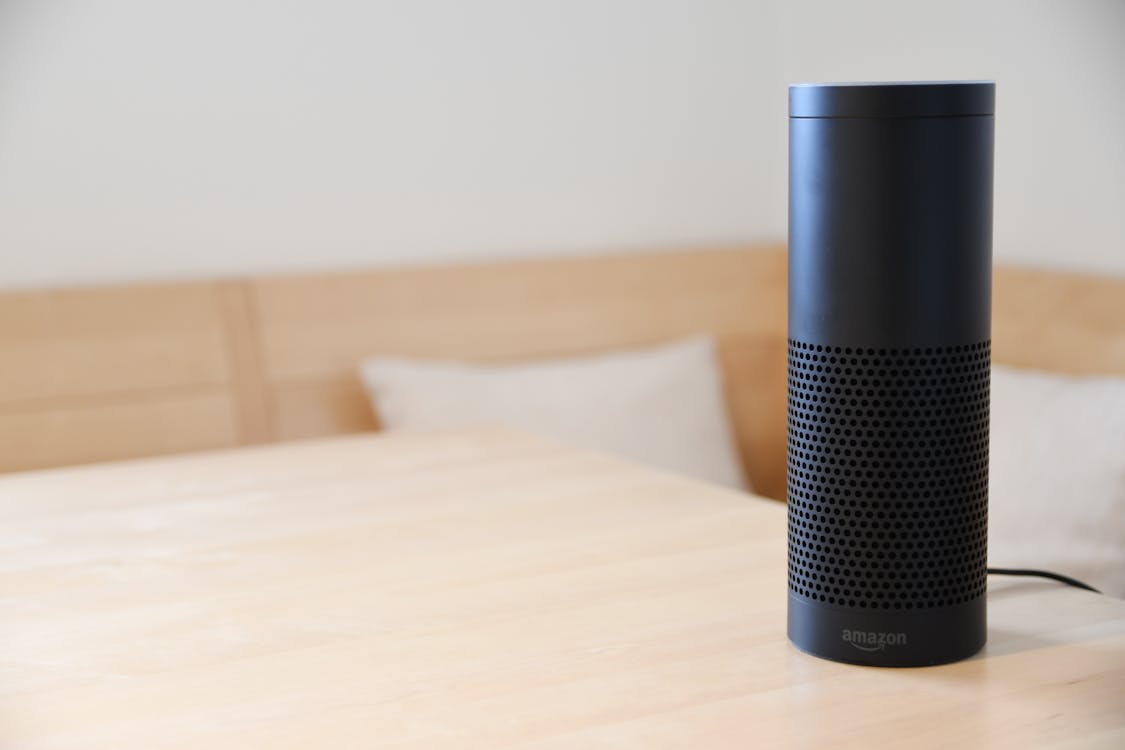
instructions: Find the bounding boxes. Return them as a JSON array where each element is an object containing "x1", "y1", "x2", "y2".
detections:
[{"x1": 0, "y1": 0, "x2": 1121, "y2": 289}]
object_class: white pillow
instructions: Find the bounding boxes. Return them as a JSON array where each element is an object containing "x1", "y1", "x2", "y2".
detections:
[
  {"x1": 990, "y1": 364, "x2": 1125, "y2": 597},
  {"x1": 359, "y1": 336, "x2": 747, "y2": 490}
]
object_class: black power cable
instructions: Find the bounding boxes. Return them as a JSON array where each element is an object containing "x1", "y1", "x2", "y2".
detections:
[{"x1": 987, "y1": 567, "x2": 1102, "y2": 594}]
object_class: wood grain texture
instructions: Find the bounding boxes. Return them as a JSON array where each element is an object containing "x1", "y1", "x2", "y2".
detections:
[
  {"x1": 0, "y1": 391, "x2": 238, "y2": 472},
  {"x1": 272, "y1": 375, "x2": 379, "y2": 440},
  {"x1": 216, "y1": 281, "x2": 276, "y2": 444},
  {"x1": 250, "y1": 247, "x2": 788, "y2": 380},
  {"x1": 993, "y1": 265, "x2": 1125, "y2": 375},
  {"x1": 0, "y1": 282, "x2": 231, "y2": 403},
  {"x1": 0, "y1": 281, "x2": 241, "y2": 472},
  {"x1": 2, "y1": 429, "x2": 1123, "y2": 749}
]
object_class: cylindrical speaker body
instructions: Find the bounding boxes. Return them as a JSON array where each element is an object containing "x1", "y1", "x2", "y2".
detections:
[{"x1": 787, "y1": 82, "x2": 994, "y2": 667}]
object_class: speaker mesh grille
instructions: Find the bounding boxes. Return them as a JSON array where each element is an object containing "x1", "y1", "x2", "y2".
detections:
[{"x1": 787, "y1": 340, "x2": 990, "y2": 610}]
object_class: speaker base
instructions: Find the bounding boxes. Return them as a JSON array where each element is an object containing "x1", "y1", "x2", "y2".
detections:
[{"x1": 787, "y1": 593, "x2": 986, "y2": 667}]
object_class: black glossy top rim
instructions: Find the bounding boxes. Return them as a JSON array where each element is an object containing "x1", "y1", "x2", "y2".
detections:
[{"x1": 789, "y1": 81, "x2": 995, "y2": 119}]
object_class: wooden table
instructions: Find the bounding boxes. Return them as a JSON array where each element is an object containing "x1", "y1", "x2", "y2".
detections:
[{"x1": 3, "y1": 429, "x2": 1124, "y2": 748}]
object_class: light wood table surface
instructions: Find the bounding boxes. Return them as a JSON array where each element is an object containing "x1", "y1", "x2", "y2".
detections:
[{"x1": 3, "y1": 429, "x2": 1124, "y2": 748}]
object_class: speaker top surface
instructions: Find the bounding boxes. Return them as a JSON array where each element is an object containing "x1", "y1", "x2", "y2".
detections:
[{"x1": 789, "y1": 81, "x2": 995, "y2": 119}]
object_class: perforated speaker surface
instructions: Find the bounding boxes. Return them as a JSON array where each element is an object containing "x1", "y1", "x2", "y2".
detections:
[{"x1": 786, "y1": 340, "x2": 990, "y2": 612}]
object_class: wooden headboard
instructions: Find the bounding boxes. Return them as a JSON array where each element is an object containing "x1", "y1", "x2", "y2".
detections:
[{"x1": 3, "y1": 245, "x2": 1123, "y2": 500}]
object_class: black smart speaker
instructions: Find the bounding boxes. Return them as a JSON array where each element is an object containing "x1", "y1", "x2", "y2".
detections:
[{"x1": 786, "y1": 81, "x2": 994, "y2": 667}]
